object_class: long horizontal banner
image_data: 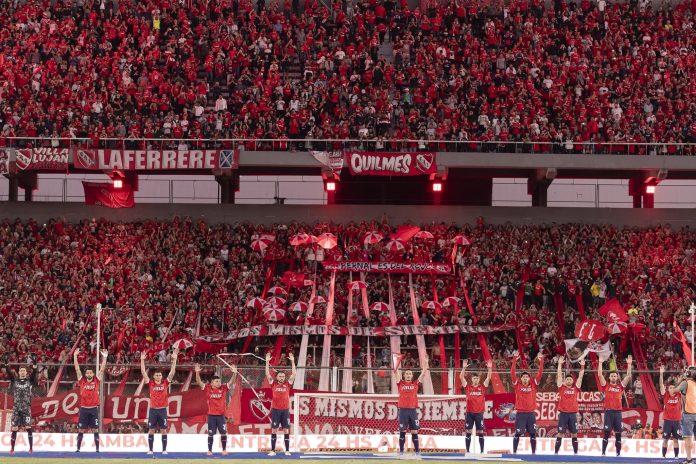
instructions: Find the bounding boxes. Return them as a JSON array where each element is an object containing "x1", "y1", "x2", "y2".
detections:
[
  {"x1": 345, "y1": 151, "x2": 436, "y2": 176},
  {"x1": 0, "y1": 432, "x2": 682, "y2": 457},
  {"x1": 197, "y1": 323, "x2": 514, "y2": 348},
  {"x1": 16, "y1": 148, "x2": 69, "y2": 171},
  {"x1": 74, "y1": 148, "x2": 238, "y2": 170},
  {"x1": 323, "y1": 261, "x2": 452, "y2": 274}
]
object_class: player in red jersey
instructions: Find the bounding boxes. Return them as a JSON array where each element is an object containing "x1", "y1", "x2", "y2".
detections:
[
  {"x1": 554, "y1": 356, "x2": 585, "y2": 455},
  {"x1": 140, "y1": 347, "x2": 179, "y2": 455},
  {"x1": 460, "y1": 359, "x2": 492, "y2": 454},
  {"x1": 73, "y1": 348, "x2": 108, "y2": 453},
  {"x1": 511, "y1": 353, "x2": 544, "y2": 454},
  {"x1": 659, "y1": 365, "x2": 682, "y2": 458},
  {"x1": 265, "y1": 352, "x2": 297, "y2": 456},
  {"x1": 597, "y1": 355, "x2": 632, "y2": 456},
  {"x1": 392, "y1": 358, "x2": 429, "y2": 456},
  {"x1": 195, "y1": 362, "x2": 238, "y2": 456}
]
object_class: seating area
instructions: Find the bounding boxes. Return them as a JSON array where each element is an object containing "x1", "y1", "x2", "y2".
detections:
[{"x1": 0, "y1": 0, "x2": 694, "y2": 152}]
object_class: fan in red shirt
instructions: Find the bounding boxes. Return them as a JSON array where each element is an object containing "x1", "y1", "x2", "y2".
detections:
[
  {"x1": 265, "y1": 352, "x2": 297, "y2": 456},
  {"x1": 195, "y1": 362, "x2": 238, "y2": 456},
  {"x1": 597, "y1": 355, "x2": 633, "y2": 457},
  {"x1": 554, "y1": 356, "x2": 586, "y2": 455},
  {"x1": 73, "y1": 347, "x2": 108, "y2": 453},
  {"x1": 460, "y1": 359, "x2": 492, "y2": 454},
  {"x1": 140, "y1": 347, "x2": 179, "y2": 455},
  {"x1": 511, "y1": 353, "x2": 544, "y2": 455},
  {"x1": 392, "y1": 358, "x2": 429, "y2": 456},
  {"x1": 659, "y1": 365, "x2": 682, "y2": 459}
]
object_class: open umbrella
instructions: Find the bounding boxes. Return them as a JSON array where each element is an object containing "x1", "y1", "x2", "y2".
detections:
[
  {"x1": 348, "y1": 280, "x2": 367, "y2": 291},
  {"x1": 266, "y1": 296, "x2": 287, "y2": 307},
  {"x1": 421, "y1": 301, "x2": 442, "y2": 311},
  {"x1": 268, "y1": 286, "x2": 288, "y2": 296},
  {"x1": 317, "y1": 233, "x2": 338, "y2": 250},
  {"x1": 290, "y1": 233, "x2": 310, "y2": 246},
  {"x1": 246, "y1": 297, "x2": 266, "y2": 309},
  {"x1": 263, "y1": 306, "x2": 286, "y2": 322},
  {"x1": 251, "y1": 239, "x2": 270, "y2": 253},
  {"x1": 452, "y1": 235, "x2": 471, "y2": 246},
  {"x1": 370, "y1": 302, "x2": 390, "y2": 312},
  {"x1": 310, "y1": 296, "x2": 327, "y2": 305},
  {"x1": 289, "y1": 302, "x2": 309, "y2": 312},
  {"x1": 363, "y1": 232, "x2": 383, "y2": 245},
  {"x1": 385, "y1": 240, "x2": 405, "y2": 252},
  {"x1": 172, "y1": 338, "x2": 194, "y2": 350},
  {"x1": 259, "y1": 233, "x2": 276, "y2": 243},
  {"x1": 414, "y1": 230, "x2": 435, "y2": 240},
  {"x1": 442, "y1": 296, "x2": 460, "y2": 308}
]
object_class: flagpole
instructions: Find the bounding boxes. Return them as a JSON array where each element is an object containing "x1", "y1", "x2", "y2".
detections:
[
  {"x1": 96, "y1": 303, "x2": 103, "y2": 435},
  {"x1": 690, "y1": 303, "x2": 695, "y2": 366}
]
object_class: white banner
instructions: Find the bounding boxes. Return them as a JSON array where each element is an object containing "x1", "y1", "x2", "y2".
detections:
[{"x1": 0, "y1": 433, "x2": 682, "y2": 457}]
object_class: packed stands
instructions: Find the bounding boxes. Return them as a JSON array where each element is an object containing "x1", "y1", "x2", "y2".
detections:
[{"x1": 0, "y1": 0, "x2": 694, "y2": 152}]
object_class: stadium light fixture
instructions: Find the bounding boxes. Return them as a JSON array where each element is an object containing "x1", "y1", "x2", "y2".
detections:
[
  {"x1": 646, "y1": 185, "x2": 656, "y2": 194},
  {"x1": 325, "y1": 181, "x2": 336, "y2": 192},
  {"x1": 113, "y1": 179, "x2": 123, "y2": 189},
  {"x1": 432, "y1": 181, "x2": 442, "y2": 192}
]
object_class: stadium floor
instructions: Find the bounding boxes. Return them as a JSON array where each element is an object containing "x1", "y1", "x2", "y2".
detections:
[{"x1": 0, "y1": 452, "x2": 678, "y2": 464}]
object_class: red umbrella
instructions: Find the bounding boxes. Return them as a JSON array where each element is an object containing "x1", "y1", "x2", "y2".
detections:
[
  {"x1": 385, "y1": 240, "x2": 405, "y2": 252},
  {"x1": 363, "y1": 232, "x2": 383, "y2": 245},
  {"x1": 307, "y1": 235, "x2": 319, "y2": 245},
  {"x1": 268, "y1": 286, "x2": 288, "y2": 296},
  {"x1": 348, "y1": 280, "x2": 367, "y2": 291},
  {"x1": 266, "y1": 296, "x2": 287, "y2": 307},
  {"x1": 310, "y1": 296, "x2": 327, "y2": 305},
  {"x1": 172, "y1": 338, "x2": 194, "y2": 350},
  {"x1": 289, "y1": 302, "x2": 309, "y2": 312},
  {"x1": 290, "y1": 233, "x2": 310, "y2": 246},
  {"x1": 607, "y1": 321, "x2": 628, "y2": 334},
  {"x1": 263, "y1": 306, "x2": 286, "y2": 322},
  {"x1": 259, "y1": 233, "x2": 276, "y2": 243},
  {"x1": 251, "y1": 239, "x2": 270, "y2": 253},
  {"x1": 453, "y1": 235, "x2": 471, "y2": 246},
  {"x1": 442, "y1": 297, "x2": 460, "y2": 308},
  {"x1": 414, "y1": 230, "x2": 435, "y2": 240},
  {"x1": 246, "y1": 297, "x2": 266, "y2": 309},
  {"x1": 370, "y1": 302, "x2": 390, "y2": 312},
  {"x1": 317, "y1": 233, "x2": 338, "y2": 250},
  {"x1": 421, "y1": 301, "x2": 442, "y2": 311}
]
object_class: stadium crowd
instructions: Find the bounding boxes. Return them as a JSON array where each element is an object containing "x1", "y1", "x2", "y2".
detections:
[
  {"x1": 0, "y1": 0, "x2": 694, "y2": 151},
  {"x1": 0, "y1": 217, "x2": 694, "y2": 391}
]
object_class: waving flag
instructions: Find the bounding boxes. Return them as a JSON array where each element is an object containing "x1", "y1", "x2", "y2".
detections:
[{"x1": 599, "y1": 298, "x2": 629, "y2": 324}]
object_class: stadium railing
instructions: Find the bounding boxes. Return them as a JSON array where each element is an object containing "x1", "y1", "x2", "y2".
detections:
[{"x1": 2, "y1": 137, "x2": 695, "y2": 155}]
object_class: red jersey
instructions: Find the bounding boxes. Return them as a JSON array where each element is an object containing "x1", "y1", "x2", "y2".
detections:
[
  {"x1": 465, "y1": 384, "x2": 486, "y2": 413},
  {"x1": 148, "y1": 379, "x2": 170, "y2": 409},
  {"x1": 397, "y1": 380, "x2": 420, "y2": 408},
  {"x1": 557, "y1": 385, "x2": 580, "y2": 413},
  {"x1": 78, "y1": 377, "x2": 100, "y2": 408},
  {"x1": 663, "y1": 391, "x2": 682, "y2": 421},
  {"x1": 270, "y1": 380, "x2": 291, "y2": 410},
  {"x1": 205, "y1": 384, "x2": 229, "y2": 415},
  {"x1": 602, "y1": 382, "x2": 624, "y2": 410},
  {"x1": 513, "y1": 380, "x2": 538, "y2": 412}
]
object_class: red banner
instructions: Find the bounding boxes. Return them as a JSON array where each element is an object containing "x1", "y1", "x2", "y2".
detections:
[
  {"x1": 0, "y1": 148, "x2": 12, "y2": 174},
  {"x1": 198, "y1": 323, "x2": 514, "y2": 348},
  {"x1": 31, "y1": 390, "x2": 207, "y2": 423},
  {"x1": 15, "y1": 148, "x2": 69, "y2": 171},
  {"x1": 599, "y1": 298, "x2": 629, "y2": 323},
  {"x1": 74, "y1": 149, "x2": 233, "y2": 171},
  {"x1": 345, "y1": 151, "x2": 436, "y2": 176},
  {"x1": 323, "y1": 261, "x2": 452, "y2": 274},
  {"x1": 82, "y1": 181, "x2": 135, "y2": 208}
]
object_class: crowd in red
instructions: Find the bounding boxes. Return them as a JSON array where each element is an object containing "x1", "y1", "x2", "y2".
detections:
[
  {"x1": 1, "y1": 217, "x2": 693, "y2": 396},
  {"x1": 0, "y1": 0, "x2": 695, "y2": 152}
]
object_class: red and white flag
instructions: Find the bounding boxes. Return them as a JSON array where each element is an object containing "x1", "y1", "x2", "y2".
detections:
[
  {"x1": 391, "y1": 352, "x2": 405, "y2": 371},
  {"x1": 599, "y1": 298, "x2": 629, "y2": 324}
]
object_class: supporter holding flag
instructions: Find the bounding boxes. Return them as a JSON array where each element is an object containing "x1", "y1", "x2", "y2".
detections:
[
  {"x1": 140, "y1": 347, "x2": 179, "y2": 455},
  {"x1": 659, "y1": 365, "x2": 681, "y2": 459},
  {"x1": 195, "y1": 363, "x2": 238, "y2": 456},
  {"x1": 555, "y1": 356, "x2": 585, "y2": 455},
  {"x1": 460, "y1": 359, "x2": 492, "y2": 454},
  {"x1": 511, "y1": 353, "x2": 544, "y2": 454},
  {"x1": 265, "y1": 352, "x2": 297, "y2": 456},
  {"x1": 597, "y1": 355, "x2": 633, "y2": 457},
  {"x1": 392, "y1": 358, "x2": 429, "y2": 456},
  {"x1": 73, "y1": 348, "x2": 108, "y2": 453}
]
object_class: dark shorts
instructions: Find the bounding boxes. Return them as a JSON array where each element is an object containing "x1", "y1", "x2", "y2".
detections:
[
  {"x1": 663, "y1": 420, "x2": 682, "y2": 439},
  {"x1": 78, "y1": 407, "x2": 99, "y2": 430},
  {"x1": 514, "y1": 411, "x2": 536, "y2": 435},
  {"x1": 148, "y1": 408, "x2": 168, "y2": 429},
  {"x1": 603, "y1": 410, "x2": 622, "y2": 433},
  {"x1": 271, "y1": 408, "x2": 290, "y2": 429},
  {"x1": 398, "y1": 408, "x2": 420, "y2": 431},
  {"x1": 11, "y1": 409, "x2": 31, "y2": 428},
  {"x1": 557, "y1": 412, "x2": 578, "y2": 434},
  {"x1": 683, "y1": 414, "x2": 696, "y2": 438},
  {"x1": 465, "y1": 412, "x2": 484, "y2": 431},
  {"x1": 207, "y1": 414, "x2": 227, "y2": 435}
]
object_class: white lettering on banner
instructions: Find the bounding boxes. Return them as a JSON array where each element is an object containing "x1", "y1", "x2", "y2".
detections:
[
  {"x1": 93, "y1": 149, "x2": 218, "y2": 170},
  {"x1": 0, "y1": 434, "x2": 682, "y2": 457},
  {"x1": 350, "y1": 153, "x2": 412, "y2": 174}
]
